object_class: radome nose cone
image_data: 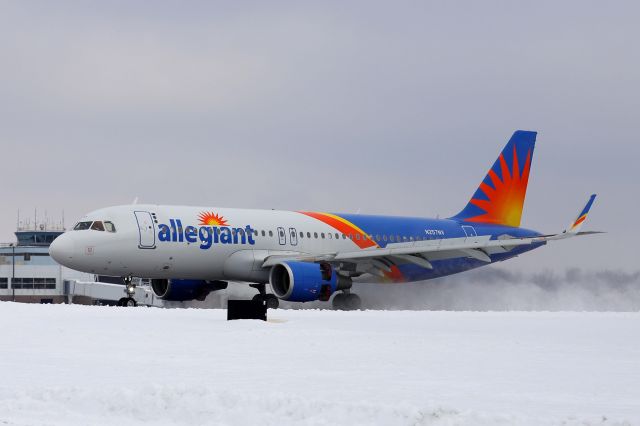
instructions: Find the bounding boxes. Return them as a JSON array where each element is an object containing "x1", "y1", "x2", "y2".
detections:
[{"x1": 49, "y1": 234, "x2": 75, "y2": 265}]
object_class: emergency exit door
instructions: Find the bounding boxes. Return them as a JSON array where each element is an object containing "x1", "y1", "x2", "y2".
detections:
[
  {"x1": 277, "y1": 227, "x2": 287, "y2": 245},
  {"x1": 289, "y1": 228, "x2": 298, "y2": 246}
]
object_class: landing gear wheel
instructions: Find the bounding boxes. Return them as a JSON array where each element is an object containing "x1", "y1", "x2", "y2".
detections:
[
  {"x1": 252, "y1": 293, "x2": 280, "y2": 309},
  {"x1": 124, "y1": 297, "x2": 137, "y2": 307},
  {"x1": 332, "y1": 293, "x2": 347, "y2": 310},
  {"x1": 117, "y1": 297, "x2": 137, "y2": 307},
  {"x1": 345, "y1": 293, "x2": 361, "y2": 310},
  {"x1": 332, "y1": 293, "x2": 361, "y2": 311},
  {"x1": 264, "y1": 294, "x2": 279, "y2": 309}
]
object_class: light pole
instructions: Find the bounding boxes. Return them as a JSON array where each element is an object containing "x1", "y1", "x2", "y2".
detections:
[{"x1": 10, "y1": 243, "x2": 15, "y2": 302}]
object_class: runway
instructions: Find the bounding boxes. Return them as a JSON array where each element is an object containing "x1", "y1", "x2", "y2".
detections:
[{"x1": 0, "y1": 302, "x2": 638, "y2": 425}]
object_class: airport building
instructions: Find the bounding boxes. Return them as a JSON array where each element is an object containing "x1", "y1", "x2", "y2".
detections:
[{"x1": 0, "y1": 222, "x2": 91, "y2": 303}]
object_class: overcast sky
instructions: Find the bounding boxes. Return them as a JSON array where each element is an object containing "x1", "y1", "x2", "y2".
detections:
[{"x1": 0, "y1": 1, "x2": 637, "y2": 272}]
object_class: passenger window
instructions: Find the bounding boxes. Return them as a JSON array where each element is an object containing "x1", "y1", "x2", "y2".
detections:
[
  {"x1": 269, "y1": 230, "x2": 273, "y2": 237},
  {"x1": 342, "y1": 234, "x2": 346, "y2": 239},
  {"x1": 335, "y1": 233, "x2": 339, "y2": 239},
  {"x1": 355, "y1": 234, "x2": 360, "y2": 240},
  {"x1": 299, "y1": 232, "x2": 304, "y2": 238},
  {"x1": 261, "y1": 230, "x2": 266, "y2": 237},
  {"x1": 314, "y1": 232, "x2": 318, "y2": 238},
  {"x1": 321, "y1": 233, "x2": 325, "y2": 239},
  {"x1": 90, "y1": 221, "x2": 105, "y2": 231},
  {"x1": 383, "y1": 235, "x2": 388, "y2": 242},
  {"x1": 73, "y1": 221, "x2": 92, "y2": 230},
  {"x1": 307, "y1": 232, "x2": 311, "y2": 238},
  {"x1": 328, "y1": 233, "x2": 332, "y2": 239},
  {"x1": 104, "y1": 221, "x2": 116, "y2": 233}
]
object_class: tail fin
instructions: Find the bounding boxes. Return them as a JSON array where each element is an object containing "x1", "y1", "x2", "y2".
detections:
[{"x1": 452, "y1": 130, "x2": 537, "y2": 227}]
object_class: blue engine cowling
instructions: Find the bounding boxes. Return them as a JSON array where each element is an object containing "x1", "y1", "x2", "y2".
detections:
[
  {"x1": 151, "y1": 279, "x2": 227, "y2": 301},
  {"x1": 269, "y1": 261, "x2": 345, "y2": 302}
]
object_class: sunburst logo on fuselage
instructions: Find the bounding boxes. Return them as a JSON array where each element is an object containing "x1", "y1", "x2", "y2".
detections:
[
  {"x1": 465, "y1": 145, "x2": 532, "y2": 228},
  {"x1": 198, "y1": 211, "x2": 229, "y2": 227}
]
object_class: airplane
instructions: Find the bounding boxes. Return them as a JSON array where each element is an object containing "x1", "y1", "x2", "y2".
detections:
[{"x1": 49, "y1": 130, "x2": 600, "y2": 310}]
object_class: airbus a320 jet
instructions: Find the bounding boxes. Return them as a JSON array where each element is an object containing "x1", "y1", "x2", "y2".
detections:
[{"x1": 50, "y1": 131, "x2": 599, "y2": 309}]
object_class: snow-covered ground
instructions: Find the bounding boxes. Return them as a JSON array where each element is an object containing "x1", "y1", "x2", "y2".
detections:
[{"x1": 0, "y1": 303, "x2": 638, "y2": 425}]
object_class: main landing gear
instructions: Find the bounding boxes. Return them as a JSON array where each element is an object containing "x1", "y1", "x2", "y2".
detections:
[
  {"x1": 117, "y1": 275, "x2": 138, "y2": 307},
  {"x1": 332, "y1": 291, "x2": 361, "y2": 311},
  {"x1": 250, "y1": 283, "x2": 279, "y2": 309}
]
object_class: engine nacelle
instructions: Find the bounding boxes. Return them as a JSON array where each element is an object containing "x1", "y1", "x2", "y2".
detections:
[
  {"x1": 269, "y1": 261, "x2": 350, "y2": 302},
  {"x1": 151, "y1": 279, "x2": 227, "y2": 302}
]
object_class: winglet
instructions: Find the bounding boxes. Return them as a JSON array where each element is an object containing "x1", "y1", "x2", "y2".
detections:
[{"x1": 564, "y1": 194, "x2": 597, "y2": 235}]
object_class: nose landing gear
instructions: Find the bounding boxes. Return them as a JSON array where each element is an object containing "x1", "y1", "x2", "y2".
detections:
[{"x1": 117, "y1": 275, "x2": 138, "y2": 307}]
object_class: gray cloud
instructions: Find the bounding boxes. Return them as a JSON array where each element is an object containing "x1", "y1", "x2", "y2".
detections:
[{"x1": 0, "y1": 1, "x2": 637, "y2": 272}]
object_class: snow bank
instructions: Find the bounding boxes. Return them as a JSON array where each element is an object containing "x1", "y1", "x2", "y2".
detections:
[{"x1": 0, "y1": 302, "x2": 638, "y2": 425}]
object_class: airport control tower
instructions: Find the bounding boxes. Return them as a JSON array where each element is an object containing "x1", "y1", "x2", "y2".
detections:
[{"x1": 15, "y1": 222, "x2": 64, "y2": 246}]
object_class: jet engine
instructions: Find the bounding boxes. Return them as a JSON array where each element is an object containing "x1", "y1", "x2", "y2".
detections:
[
  {"x1": 269, "y1": 261, "x2": 351, "y2": 302},
  {"x1": 151, "y1": 279, "x2": 227, "y2": 302}
]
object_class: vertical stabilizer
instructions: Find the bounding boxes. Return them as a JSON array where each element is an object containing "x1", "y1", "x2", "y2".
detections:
[{"x1": 452, "y1": 130, "x2": 537, "y2": 227}]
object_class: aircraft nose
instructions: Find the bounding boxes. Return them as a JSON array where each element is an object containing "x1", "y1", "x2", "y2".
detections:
[{"x1": 49, "y1": 233, "x2": 76, "y2": 266}]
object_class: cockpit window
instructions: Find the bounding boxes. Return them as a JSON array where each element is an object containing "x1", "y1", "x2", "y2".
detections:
[
  {"x1": 104, "y1": 221, "x2": 116, "y2": 233},
  {"x1": 73, "y1": 221, "x2": 92, "y2": 230},
  {"x1": 90, "y1": 221, "x2": 105, "y2": 231}
]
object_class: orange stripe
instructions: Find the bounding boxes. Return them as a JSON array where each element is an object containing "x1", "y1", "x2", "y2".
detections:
[
  {"x1": 571, "y1": 214, "x2": 587, "y2": 229},
  {"x1": 299, "y1": 212, "x2": 378, "y2": 249}
]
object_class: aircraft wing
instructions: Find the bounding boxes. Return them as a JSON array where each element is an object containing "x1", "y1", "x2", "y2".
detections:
[{"x1": 262, "y1": 195, "x2": 602, "y2": 272}]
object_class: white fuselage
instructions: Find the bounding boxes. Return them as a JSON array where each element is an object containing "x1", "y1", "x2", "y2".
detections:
[{"x1": 50, "y1": 204, "x2": 378, "y2": 283}]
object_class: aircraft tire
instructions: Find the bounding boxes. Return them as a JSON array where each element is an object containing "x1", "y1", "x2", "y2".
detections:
[
  {"x1": 124, "y1": 297, "x2": 137, "y2": 307},
  {"x1": 265, "y1": 295, "x2": 279, "y2": 309},
  {"x1": 345, "y1": 293, "x2": 362, "y2": 311},
  {"x1": 332, "y1": 293, "x2": 347, "y2": 310}
]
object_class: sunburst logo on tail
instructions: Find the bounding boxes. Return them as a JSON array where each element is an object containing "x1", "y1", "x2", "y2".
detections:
[
  {"x1": 198, "y1": 211, "x2": 229, "y2": 226},
  {"x1": 465, "y1": 144, "x2": 532, "y2": 227}
]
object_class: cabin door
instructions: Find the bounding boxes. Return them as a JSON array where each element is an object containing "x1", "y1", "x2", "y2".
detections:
[{"x1": 134, "y1": 211, "x2": 156, "y2": 249}]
